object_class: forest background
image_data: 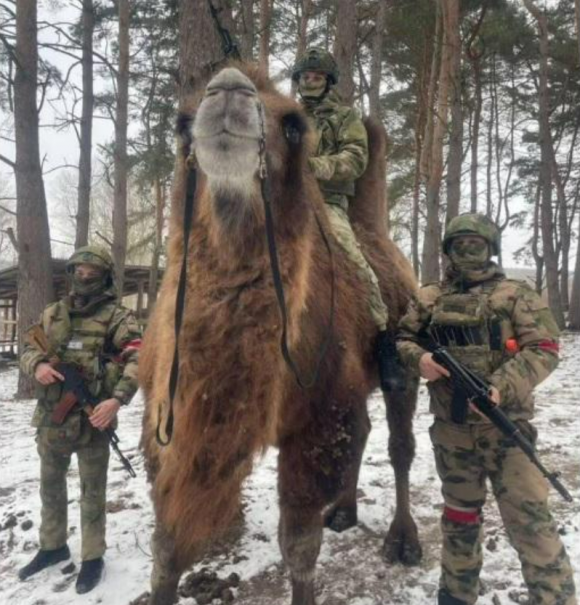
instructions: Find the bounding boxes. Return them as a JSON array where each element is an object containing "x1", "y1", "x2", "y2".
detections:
[{"x1": 1, "y1": 0, "x2": 580, "y2": 389}]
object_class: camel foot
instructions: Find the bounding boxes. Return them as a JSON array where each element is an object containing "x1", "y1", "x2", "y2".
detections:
[
  {"x1": 382, "y1": 516, "x2": 422, "y2": 566},
  {"x1": 324, "y1": 505, "x2": 358, "y2": 533},
  {"x1": 291, "y1": 578, "x2": 316, "y2": 605},
  {"x1": 149, "y1": 578, "x2": 179, "y2": 605}
]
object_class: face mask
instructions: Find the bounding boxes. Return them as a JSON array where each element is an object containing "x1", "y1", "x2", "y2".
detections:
[
  {"x1": 448, "y1": 238, "x2": 490, "y2": 272},
  {"x1": 71, "y1": 273, "x2": 106, "y2": 297},
  {"x1": 298, "y1": 75, "x2": 327, "y2": 100}
]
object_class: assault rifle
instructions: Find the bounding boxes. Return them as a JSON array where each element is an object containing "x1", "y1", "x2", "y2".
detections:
[
  {"x1": 427, "y1": 343, "x2": 572, "y2": 503},
  {"x1": 25, "y1": 326, "x2": 137, "y2": 478}
]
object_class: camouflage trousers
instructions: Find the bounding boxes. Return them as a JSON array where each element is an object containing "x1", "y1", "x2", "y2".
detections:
[
  {"x1": 36, "y1": 420, "x2": 110, "y2": 561},
  {"x1": 430, "y1": 419, "x2": 576, "y2": 605},
  {"x1": 325, "y1": 202, "x2": 388, "y2": 330}
]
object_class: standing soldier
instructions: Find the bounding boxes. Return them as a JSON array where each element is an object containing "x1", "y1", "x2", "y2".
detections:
[
  {"x1": 397, "y1": 213, "x2": 576, "y2": 605},
  {"x1": 18, "y1": 245, "x2": 141, "y2": 594},
  {"x1": 292, "y1": 47, "x2": 404, "y2": 391}
]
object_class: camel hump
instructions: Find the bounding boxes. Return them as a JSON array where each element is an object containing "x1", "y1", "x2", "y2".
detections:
[{"x1": 348, "y1": 116, "x2": 388, "y2": 238}]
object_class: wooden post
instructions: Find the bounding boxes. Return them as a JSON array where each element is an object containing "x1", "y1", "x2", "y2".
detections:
[
  {"x1": 11, "y1": 298, "x2": 16, "y2": 356},
  {"x1": 137, "y1": 279, "x2": 144, "y2": 320}
]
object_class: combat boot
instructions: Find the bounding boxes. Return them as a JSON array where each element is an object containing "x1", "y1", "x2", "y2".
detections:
[
  {"x1": 438, "y1": 588, "x2": 469, "y2": 605},
  {"x1": 18, "y1": 545, "x2": 71, "y2": 580},
  {"x1": 76, "y1": 557, "x2": 104, "y2": 594},
  {"x1": 375, "y1": 330, "x2": 407, "y2": 392}
]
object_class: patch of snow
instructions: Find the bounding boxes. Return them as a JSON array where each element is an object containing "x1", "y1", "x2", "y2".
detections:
[{"x1": 0, "y1": 335, "x2": 578, "y2": 604}]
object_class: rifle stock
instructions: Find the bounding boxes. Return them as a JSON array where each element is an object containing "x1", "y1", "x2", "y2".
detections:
[{"x1": 429, "y1": 345, "x2": 572, "y2": 503}]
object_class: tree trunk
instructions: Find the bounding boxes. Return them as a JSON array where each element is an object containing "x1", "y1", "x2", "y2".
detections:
[
  {"x1": 113, "y1": 0, "x2": 130, "y2": 295},
  {"x1": 259, "y1": 0, "x2": 271, "y2": 73},
  {"x1": 148, "y1": 177, "x2": 165, "y2": 310},
  {"x1": 569, "y1": 210, "x2": 580, "y2": 329},
  {"x1": 523, "y1": 0, "x2": 565, "y2": 328},
  {"x1": 470, "y1": 59, "x2": 482, "y2": 213},
  {"x1": 485, "y1": 53, "x2": 496, "y2": 217},
  {"x1": 291, "y1": 0, "x2": 313, "y2": 97},
  {"x1": 75, "y1": 0, "x2": 95, "y2": 248},
  {"x1": 575, "y1": 0, "x2": 580, "y2": 65},
  {"x1": 531, "y1": 184, "x2": 544, "y2": 295},
  {"x1": 334, "y1": 0, "x2": 357, "y2": 105},
  {"x1": 412, "y1": 39, "x2": 431, "y2": 277},
  {"x1": 240, "y1": 0, "x2": 255, "y2": 60},
  {"x1": 178, "y1": 0, "x2": 224, "y2": 106},
  {"x1": 14, "y1": 0, "x2": 54, "y2": 396},
  {"x1": 369, "y1": 0, "x2": 386, "y2": 119},
  {"x1": 174, "y1": 0, "x2": 224, "y2": 232},
  {"x1": 444, "y1": 0, "x2": 462, "y2": 223},
  {"x1": 422, "y1": 1, "x2": 448, "y2": 284}
]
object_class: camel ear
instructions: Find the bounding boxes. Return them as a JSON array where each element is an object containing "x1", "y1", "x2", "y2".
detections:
[
  {"x1": 176, "y1": 112, "x2": 195, "y2": 157},
  {"x1": 281, "y1": 111, "x2": 307, "y2": 147}
]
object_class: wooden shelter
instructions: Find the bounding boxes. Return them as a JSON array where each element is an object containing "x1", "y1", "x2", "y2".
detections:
[{"x1": 0, "y1": 259, "x2": 162, "y2": 356}]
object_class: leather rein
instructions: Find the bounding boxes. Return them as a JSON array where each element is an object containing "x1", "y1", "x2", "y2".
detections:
[{"x1": 155, "y1": 102, "x2": 335, "y2": 446}]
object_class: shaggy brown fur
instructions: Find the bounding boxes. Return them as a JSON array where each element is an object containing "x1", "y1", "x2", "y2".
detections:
[{"x1": 139, "y1": 63, "x2": 420, "y2": 605}]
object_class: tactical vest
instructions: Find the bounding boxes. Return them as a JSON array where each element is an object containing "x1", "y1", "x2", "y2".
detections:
[
  {"x1": 311, "y1": 107, "x2": 356, "y2": 199},
  {"x1": 426, "y1": 278, "x2": 515, "y2": 423},
  {"x1": 32, "y1": 299, "x2": 120, "y2": 431}
]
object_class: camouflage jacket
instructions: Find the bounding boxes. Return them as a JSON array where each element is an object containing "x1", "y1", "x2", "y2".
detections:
[
  {"x1": 303, "y1": 89, "x2": 368, "y2": 209},
  {"x1": 20, "y1": 293, "x2": 141, "y2": 429},
  {"x1": 397, "y1": 266, "x2": 560, "y2": 423}
]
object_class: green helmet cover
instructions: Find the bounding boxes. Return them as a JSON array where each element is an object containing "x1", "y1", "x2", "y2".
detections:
[
  {"x1": 292, "y1": 47, "x2": 339, "y2": 85},
  {"x1": 443, "y1": 213, "x2": 501, "y2": 256},
  {"x1": 66, "y1": 245, "x2": 115, "y2": 274}
]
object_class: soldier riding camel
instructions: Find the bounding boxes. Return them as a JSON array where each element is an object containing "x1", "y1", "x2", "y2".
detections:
[{"x1": 293, "y1": 47, "x2": 405, "y2": 392}]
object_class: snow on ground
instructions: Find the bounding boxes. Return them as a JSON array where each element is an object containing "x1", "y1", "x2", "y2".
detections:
[{"x1": 0, "y1": 334, "x2": 579, "y2": 605}]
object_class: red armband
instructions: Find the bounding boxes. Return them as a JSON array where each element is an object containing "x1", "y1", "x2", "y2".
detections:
[
  {"x1": 444, "y1": 506, "x2": 481, "y2": 525},
  {"x1": 122, "y1": 338, "x2": 142, "y2": 352},
  {"x1": 536, "y1": 340, "x2": 559, "y2": 353}
]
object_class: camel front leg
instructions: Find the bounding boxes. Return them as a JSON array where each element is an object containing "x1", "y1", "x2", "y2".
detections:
[
  {"x1": 279, "y1": 504, "x2": 322, "y2": 605},
  {"x1": 382, "y1": 381, "x2": 423, "y2": 566},
  {"x1": 149, "y1": 522, "x2": 182, "y2": 605}
]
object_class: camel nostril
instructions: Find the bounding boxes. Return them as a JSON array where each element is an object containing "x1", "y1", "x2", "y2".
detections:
[{"x1": 206, "y1": 68, "x2": 258, "y2": 96}]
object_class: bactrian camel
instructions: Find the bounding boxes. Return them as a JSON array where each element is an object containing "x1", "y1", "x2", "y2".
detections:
[{"x1": 139, "y1": 64, "x2": 421, "y2": 605}]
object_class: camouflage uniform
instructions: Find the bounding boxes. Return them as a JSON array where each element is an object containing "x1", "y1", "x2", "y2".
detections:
[
  {"x1": 397, "y1": 215, "x2": 576, "y2": 605},
  {"x1": 294, "y1": 48, "x2": 388, "y2": 331},
  {"x1": 20, "y1": 246, "x2": 141, "y2": 562}
]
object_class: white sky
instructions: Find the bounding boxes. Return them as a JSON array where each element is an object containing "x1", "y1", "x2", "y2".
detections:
[{"x1": 0, "y1": 0, "x2": 576, "y2": 272}]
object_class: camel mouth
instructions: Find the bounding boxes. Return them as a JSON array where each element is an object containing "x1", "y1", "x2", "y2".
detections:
[{"x1": 196, "y1": 128, "x2": 261, "y2": 143}]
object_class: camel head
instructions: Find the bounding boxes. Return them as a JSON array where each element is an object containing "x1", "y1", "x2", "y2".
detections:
[
  {"x1": 177, "y1": 65, "x2": 314, "y2": 243},
  {"x1": 193, "y1": 68, "x2": 263, "y2": 198}
]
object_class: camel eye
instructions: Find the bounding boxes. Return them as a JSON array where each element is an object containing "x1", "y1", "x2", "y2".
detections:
[
  {"x1": 281, "y1": 112, "x2": 307, "y2": 146},
  {"x1": 205, "y1": 88, "x2": 219, "y2": 98}
]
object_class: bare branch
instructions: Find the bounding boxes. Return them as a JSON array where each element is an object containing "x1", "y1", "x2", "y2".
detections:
[
  {"x1": 96, "y1": 230, "x2": 113, "y2": 247},
  {"x1": 0, "y1": 154, "x2": 16, "y2": 169},
  {"x1": 0, "y1": 203, "x2": 17, "y2": 215},
  {"x1": 3, "y1": 227, "x2": 18, "y2": 252}
]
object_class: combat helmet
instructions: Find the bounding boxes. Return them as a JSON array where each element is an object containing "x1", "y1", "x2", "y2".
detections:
[
  {"x1": 442, "y1": 213, "x2": 501, "y2": 256},
  {"x1": 66, "y1": 245, "x2": 115, "y2": 287},
  {"x1": 292, "y1": 47, "x2": 339, "y2": 85}
]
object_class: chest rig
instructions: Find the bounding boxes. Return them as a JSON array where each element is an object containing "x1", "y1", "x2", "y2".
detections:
[
  {"x1": 428, "y1": 280, "x2": 505, "y2": 423},
  {"x1": 429, "y1": 281, "x2": 504, "y2": 373},
  {"x1": 37, "y1": 300, "x2": 118, "y2": 414}
]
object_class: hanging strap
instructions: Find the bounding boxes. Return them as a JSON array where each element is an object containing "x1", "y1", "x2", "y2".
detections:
[
  {"x1": 260, "y1": 174, "x2": 335, "y2": 390},
  {"x1": 156, "y1": 167, "x2": 197, "y2": 446}
]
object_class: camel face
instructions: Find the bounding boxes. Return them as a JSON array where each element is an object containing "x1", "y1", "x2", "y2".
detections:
[{"x1": 193, "y1": 68, "x2": 263, "y2": 197}]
